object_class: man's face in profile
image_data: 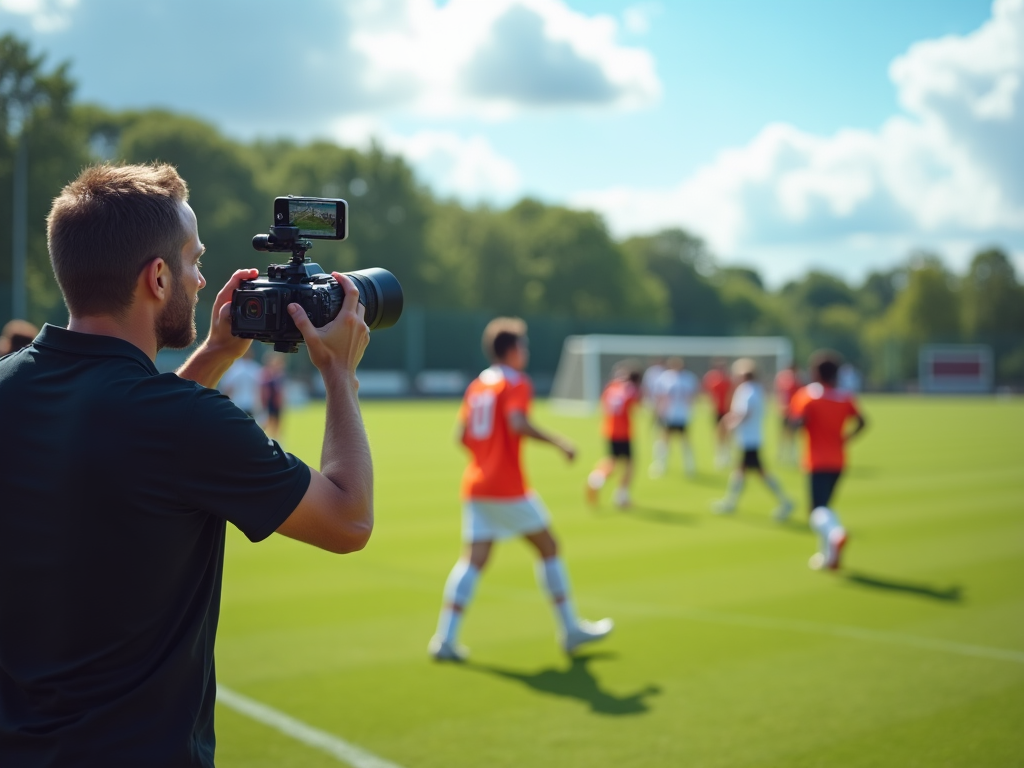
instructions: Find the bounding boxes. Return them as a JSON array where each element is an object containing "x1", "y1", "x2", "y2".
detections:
[{"x1": 156, "y1": 203, "x2": 206, "y2": 350}]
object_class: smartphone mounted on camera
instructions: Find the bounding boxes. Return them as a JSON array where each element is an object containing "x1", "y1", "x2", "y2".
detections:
[{"x1": 273, "y1": 196, "x2": 348, "y2": 240}]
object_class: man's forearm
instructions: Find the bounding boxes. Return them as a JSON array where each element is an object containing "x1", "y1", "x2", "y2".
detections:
[
  {"x1": 176, "y1": 342, "x2": 236, "y2": 389},
  {"x1": 320, "y1": 367, "x2": 374, "y2": 532}
]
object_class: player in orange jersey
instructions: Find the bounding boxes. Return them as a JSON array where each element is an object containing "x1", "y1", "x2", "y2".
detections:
[
  {"x1": 774, "y1": 361, "x2": 803, "y2": 465},
  {"x1": 703, "y1": 358, "x2": 734, "y2": 468},
  {"x1": 788, "y1": 351, "x2": 867, "y2": 571},
  {"x1": 586, "y1": 362, "x2": 643, "y2": 508},
  {"x1": 429, "y1": 318, "x2": 614, "y2": 662}
]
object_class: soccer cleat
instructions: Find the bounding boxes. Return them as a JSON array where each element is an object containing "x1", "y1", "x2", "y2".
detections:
[
  {"x1": 562, "y1": 618, "x2": 614, "y2": 654},
  {"x1": 428, "y1": 635, "x2": 468, "y2": 663},
  {"x1": 825, "y1": 527, "x2": 848, "y2": 570},
  {"x1": 613, "y1": 488, "x2": 631, "y2": 509},
  {"x1": 585, "y1": 482, "x2": 599, "y2": 506},
  {"x1": 712, "y1": 499, "x2": 736, "y2": 515},
  {"x1": 808, "y1": 552, "x2": 826, "y2": 570},
  {"x1": 772, "y1": 499, "x2": 794, "y2": 522}
]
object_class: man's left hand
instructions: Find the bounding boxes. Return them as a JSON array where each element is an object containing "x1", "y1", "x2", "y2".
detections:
[{"x1": 204, "y1": 269, "x2": 259, "y2": 361}]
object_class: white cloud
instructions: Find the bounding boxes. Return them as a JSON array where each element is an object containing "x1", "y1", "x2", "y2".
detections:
[
  {"x1": 572, "y1": 0, "x2": 1024, "y2": 280},
  {"x1": 0, "y1": 0, "x2": 77, "y2": 31},
  {"x1": 622, "y1": 3, "x2": 661, "y2": 35},
  {"x1": 346, "y1": 0, "x2": 660, "y2": 119},
  {"x1": 331, "y1": 117, "x2": 522, "y2": 203}
]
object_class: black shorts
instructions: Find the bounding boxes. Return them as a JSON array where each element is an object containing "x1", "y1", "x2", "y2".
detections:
[
  {"x1": 609, "y1": 439, "x2": 632, "y2": 458},
  {"x1": 741, "y1": 449, "x2": 762, "y2": 470},
  {"x1": 810, "y1": 471, "x2": 842, "y2": 510},
  {"x1": 665, "y1": 422, "x2": 688, "y2": 433}
]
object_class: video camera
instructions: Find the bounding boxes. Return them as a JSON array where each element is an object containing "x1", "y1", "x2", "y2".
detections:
[{"x1": 231, "y1": 196, "x2": 403, "y2": 353}]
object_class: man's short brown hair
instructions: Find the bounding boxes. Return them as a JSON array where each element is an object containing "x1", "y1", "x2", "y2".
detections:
[
  {"x1": 482, "y1": 317, "x2": 527, "y2": 362},
  {"x1": 47, "y1": 163, "x2": 190, "y2": 317}
]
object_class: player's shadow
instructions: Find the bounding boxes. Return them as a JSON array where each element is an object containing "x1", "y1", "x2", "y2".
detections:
[
  {"x1": 467, "y1": 652, "x2": 660, "y2": 716},
  {"x1": 845, "y1": 571, "x2": 963, "y2": 602},
  {"x1": 623, "y1": 505, "x2": 700, "y2": 526}
]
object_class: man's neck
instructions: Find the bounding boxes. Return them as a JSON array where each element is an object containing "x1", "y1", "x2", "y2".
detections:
[{"x1": 67, "y1": 314, "x2": 158, "y2": 361}]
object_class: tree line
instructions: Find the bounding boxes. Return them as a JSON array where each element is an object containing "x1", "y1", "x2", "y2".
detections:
[{"x1": 1, "y1": 34, "x2": 1022, "y2": 386}]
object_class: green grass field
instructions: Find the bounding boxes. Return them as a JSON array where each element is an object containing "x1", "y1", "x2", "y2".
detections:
[{"x1": 213, "y1": 396, "x2": 1024, "y2": 768}]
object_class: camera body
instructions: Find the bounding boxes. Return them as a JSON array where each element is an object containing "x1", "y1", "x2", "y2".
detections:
[{"x1": 230, "y1": 197, "x2": 403, "y2": 352}]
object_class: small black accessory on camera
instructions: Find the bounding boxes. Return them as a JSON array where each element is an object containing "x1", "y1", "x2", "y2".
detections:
[{"x1": 231, "y1": 197, "x2": 403, "y2": 353}]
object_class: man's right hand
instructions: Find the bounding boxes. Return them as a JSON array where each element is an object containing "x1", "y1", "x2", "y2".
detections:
[{"x1": 288, "y1": 273, "x2": 370, "y2": 382}]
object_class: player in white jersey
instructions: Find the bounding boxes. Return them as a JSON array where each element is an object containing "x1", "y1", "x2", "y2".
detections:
[
  {"x1": 218, "y1": 348, "x2": 263, "y2": 418},
  {"x1": 713, "y1": 358, "x2": 793, "y2": 520},
  {"x1": 650, "y1": 357, "x2": 699, "y2": 477}
]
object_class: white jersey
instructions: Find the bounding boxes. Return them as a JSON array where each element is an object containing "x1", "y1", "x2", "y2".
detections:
[
  {"x1": 219, "y1": 358, "x2": 262, "y2": 413},
  {"x1": 730, "y1": 381, "x2": 764, "y2": 449},
  {"x1": 654, "y1": 369, "x2": 699, "y2": 424},
  {"x1": 641, "y1": 364, "x2": 664, "y2": 403}
]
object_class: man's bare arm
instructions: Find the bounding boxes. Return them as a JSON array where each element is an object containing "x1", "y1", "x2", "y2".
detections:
[
  {"x1": 274, "y1": 274, "x2": 374, "y2": 554},
  {"x1": 508, "y1": 410, "x2": 575, "y2": 461}
]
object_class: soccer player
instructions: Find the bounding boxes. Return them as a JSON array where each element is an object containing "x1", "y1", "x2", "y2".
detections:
[
  {"x1": 219, "y1": 346, "x2": 262, "y2": 418},
  {"x1": 703, "y1": 358, "x2": 734, "y2": 469},
  {"x1": 650, "y1": 357, "x2": 699, "y2": 477},
  {"x1": 774, "y1": 361, "x2": 802, "y2": 465},
  {"x1": 430, "y1": 318, "x2": 613, "y2": 661},
  {"x1": 587, "y1": 362, "x2": 643, "y2": 508},
  {"x1": 788, "y1": 351, "x2": 867, "y2": 570},
  {"x1": 713, "y1": 359, "x2": 793, "y2": 519}
]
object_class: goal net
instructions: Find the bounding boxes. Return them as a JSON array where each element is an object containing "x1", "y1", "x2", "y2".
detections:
[{"x1": 550, "y1": 334, "x2": 793, "y2": 413}]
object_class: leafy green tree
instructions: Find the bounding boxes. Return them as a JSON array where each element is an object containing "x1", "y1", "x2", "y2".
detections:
[
  {"x1": 0, "y1": 33, "x2": 89, "y2": 326},
  {"x1": 622, "y1": 229, "x2": 726, "y2": 332}
]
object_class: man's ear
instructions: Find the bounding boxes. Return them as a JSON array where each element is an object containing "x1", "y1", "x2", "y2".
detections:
[{"x1": 141, "y1": 258, "x2": 170, "y2": 302}]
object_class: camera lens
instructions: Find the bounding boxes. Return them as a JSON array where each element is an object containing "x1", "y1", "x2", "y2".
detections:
[
  {"x1": 342, "y1": 268, "x2": 404, "y2": 330},
  {"x1": 243, "y1": 297, "x2": 264, "y2": 320}
]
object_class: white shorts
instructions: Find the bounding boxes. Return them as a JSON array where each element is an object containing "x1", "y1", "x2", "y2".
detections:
[{"x1": 462, "y1": 493, "x2": 550, "y2": 543}]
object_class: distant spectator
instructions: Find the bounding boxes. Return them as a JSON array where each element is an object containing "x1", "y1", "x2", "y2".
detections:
[
  {"x1": 0, "y1": 319, "x2": 39, "y2": 356},
  {"x1": 261, "y1": 352, "x2": 288, "y2": 439},
  {"x1": 774, "y1": 361, "x2": 803, "y2": 466},
  {"x1": 838, "y1": 363, "x2": 862, "y2": 393}
]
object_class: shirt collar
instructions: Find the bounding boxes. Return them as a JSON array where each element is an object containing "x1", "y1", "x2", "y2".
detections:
[{"x1": 33, "y1": 324, "x2": 159, "y2": 376}]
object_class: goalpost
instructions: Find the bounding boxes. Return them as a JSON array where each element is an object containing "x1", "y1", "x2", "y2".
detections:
[{"x1": 550, "y1": 334, "x2": 793, "y2": 413}]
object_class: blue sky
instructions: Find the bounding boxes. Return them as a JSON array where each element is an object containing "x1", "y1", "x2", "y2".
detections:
[{"x1": 1, "y1": 0, "x2": 1019, "y2": 284}]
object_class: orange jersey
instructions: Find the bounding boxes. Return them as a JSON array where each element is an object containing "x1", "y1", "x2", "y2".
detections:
[
  {"x1": 703, "y1": 369, "x2": 732, "y2": 415},
  {"x1": 601, "y1": 379, "x2": 641, "y2": 440},
  {"x1": 459, "y1": 366, "x2": 533, "y2": 500},
  {"x1": 775, "y1": 368, "x2": 802, "y2": 410},
  {"x1": 789, "y1": 383, "x2": 861, "y2": 472}
]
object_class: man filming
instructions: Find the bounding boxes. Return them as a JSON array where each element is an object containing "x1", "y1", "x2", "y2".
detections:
[{"x1": 0, "y1": 163, "x2": 374, "y2": 767}]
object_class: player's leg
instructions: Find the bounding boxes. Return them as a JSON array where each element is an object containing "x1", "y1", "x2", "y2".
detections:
[
  {"x1": 586, "y1": 450, "x2": 616, "y2": 505},
  {"x1": 524, "y1": 527, "x2": 613, "y2": 653},
  {"x1": 430, "y1": 499, "x2": 500, "y2": 661},
  {"x1": 714, "y1": 449, "x2": 750, "y2": 513},
  {"x1": 808, "y1": 472, "x2": 847, "y2": 570},
  {"x1": 614, "y1": 454, "x2": 634, "y2": 509},
  {"x1": 680, "y1": 425, "x2": 696, "y2": 477},
  {"x1": 753, "y1": 452, "x2": 793, "y2": 521}
]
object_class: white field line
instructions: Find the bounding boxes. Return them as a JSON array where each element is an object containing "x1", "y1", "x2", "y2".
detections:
[{"x1": 217, "y1": 685, "x2": 405, "y2": 768}]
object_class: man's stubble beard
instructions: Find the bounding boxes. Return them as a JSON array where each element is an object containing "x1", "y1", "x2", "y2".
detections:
[{"x1": 155, "y1": 274, "x2": 197, "y2": 351}]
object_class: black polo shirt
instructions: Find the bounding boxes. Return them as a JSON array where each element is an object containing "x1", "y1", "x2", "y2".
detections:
[{"x1": 0, "y1": 325, "x2": 311, "y2": 767}]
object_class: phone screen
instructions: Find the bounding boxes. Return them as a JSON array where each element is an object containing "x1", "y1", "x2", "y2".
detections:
[{"x1": 275, "y1": 197, "x2": 347, "y2": 239}]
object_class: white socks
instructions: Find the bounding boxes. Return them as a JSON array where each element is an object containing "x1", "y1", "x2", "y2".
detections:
[
  {"x1": 537, "y1": 556, "x2": 578, "y2": 632},
  {"x1": 809, "y1": 506, "x2": 844, "y2": 549},
  {"x1": 724, "y1": 472, "x2": 744, "y2": 505},
  {"x1": 762, "y1": 473, "x2": 788, "y2": 502},
  {"x1": 587, "y1": 470, "x2": 606, "y2": 490},
  {"x1": 436, "y1": 561, "x2": 480, "y2": 644}
]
